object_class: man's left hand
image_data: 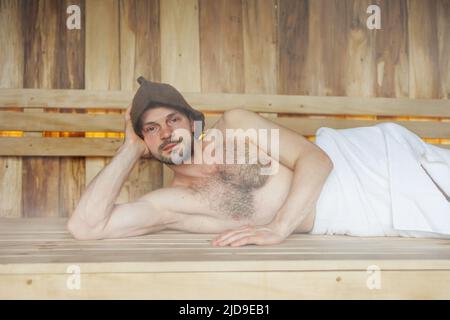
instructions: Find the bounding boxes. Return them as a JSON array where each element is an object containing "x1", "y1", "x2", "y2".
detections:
[{"x1": 211, "y1": 223, "x2": 289, "y2": 247}]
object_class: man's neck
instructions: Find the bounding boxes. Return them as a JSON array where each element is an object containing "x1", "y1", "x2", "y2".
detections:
[{"x1": 167, "y1": 162, "x2": 218, "y2": 187}]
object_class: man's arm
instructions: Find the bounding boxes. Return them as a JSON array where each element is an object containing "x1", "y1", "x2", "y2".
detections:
[
  {"x1": 67, "y1": 141, "x2": 175, "y2": 240},
  {"x1": 67, "y1": 105, "x2": 177, "y2": 240},
  {"x1": 213, "y1": 108, "x2": 333, "y2": 245}
]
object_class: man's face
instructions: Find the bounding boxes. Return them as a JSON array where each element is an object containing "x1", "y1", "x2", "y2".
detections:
[{"x1": 140, "y1": 106, "x2": 194, "y2": 164}]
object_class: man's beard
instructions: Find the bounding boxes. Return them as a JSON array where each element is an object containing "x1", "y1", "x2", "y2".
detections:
[{"x1": 154, "y1": 133, "x2": 194, "y2": 165}]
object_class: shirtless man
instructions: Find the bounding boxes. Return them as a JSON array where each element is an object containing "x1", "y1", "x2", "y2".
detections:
[{"x1": 67, "y1": 78, "x2": 333, "y2": 247}]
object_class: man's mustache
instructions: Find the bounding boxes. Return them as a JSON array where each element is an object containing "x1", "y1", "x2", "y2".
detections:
[{"x1": 159, "y1": 137, "x2": 184, "y2": 151}]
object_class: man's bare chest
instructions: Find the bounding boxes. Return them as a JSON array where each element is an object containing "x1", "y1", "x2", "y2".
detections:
[{"x1": 190, "y1": 164, "x2": 267, "y2": 219}]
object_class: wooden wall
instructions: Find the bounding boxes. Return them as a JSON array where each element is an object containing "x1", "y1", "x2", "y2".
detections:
[{"x1": 0, "y1": 0, "x2": 449, "y2": 218}]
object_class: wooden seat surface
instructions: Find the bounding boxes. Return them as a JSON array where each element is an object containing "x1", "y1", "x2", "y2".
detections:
[{"x1": 1, "y1": 218, "x2": 449, "y2": 299}]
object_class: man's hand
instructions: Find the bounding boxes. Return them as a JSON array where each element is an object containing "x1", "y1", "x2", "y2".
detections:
[
  {"x1": 211, "y1": 223, "x2": 289, "y2": 247},
  {"x1": 123, "y1": 105, "x2": 150, "y2": 158}
]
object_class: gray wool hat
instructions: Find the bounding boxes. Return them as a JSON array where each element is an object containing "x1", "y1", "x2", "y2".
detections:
[{"x1": 130, "y1": 76, "x2": 205, "y2": 139}]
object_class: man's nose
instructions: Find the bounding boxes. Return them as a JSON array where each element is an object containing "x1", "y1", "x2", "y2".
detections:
[{"x1": 159, "y1": 125, "x2": 172, "y2": 140}]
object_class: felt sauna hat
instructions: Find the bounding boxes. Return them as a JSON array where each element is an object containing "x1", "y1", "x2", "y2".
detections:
[{"x1": 130, "y1": 76, "x2": 205, "y2": 139}]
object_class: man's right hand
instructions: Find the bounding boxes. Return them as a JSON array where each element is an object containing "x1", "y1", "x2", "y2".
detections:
[{"x1": 123, "y1": 105, "x2": 151, "y2": 158}]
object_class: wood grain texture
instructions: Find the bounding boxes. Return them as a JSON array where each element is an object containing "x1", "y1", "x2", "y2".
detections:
[
  {"x1": 1, "y1": 119, "x2": 449, "y2": 157},
  {"x1": 199, "y1": 0, "x2": 245, "y2": 93},
  {"x1": 282, "y1": 0, "x2": 355, "y2": 96},
  {"x1": 277, "y1": 0, "x2": 309, "y2": 95},
  {"x1": 1, "y1": 88, "x2": 450, "y2": 116},
  {"x1": 0, "y1": 137, "x2": 122, "y2": 157},
  {"x1": 57, "y1": 0, "x2": 85, "y2": 218},
  {"x1": 84, "y1": 0, "x2": 120, "y2": 202},
  {"x1": 160, "y1": 0, "x2": 201, "y2": 186},
  {"x1": 0, "y1": 218, "x2": 449, "y2": 299},
  {"x1": 242, "y1": 0, "x2": 278, "y2": 94},
  {"x1": 21, "y1": 1, "x2": 65, "y2": 217},
  {"x1": 120, "y1": 0, "x2": 161, "y2": 90},
  {"x1": 119, "y1": 0, "x2": 163, "y2": 200},
  {"x1": 436, "y1": 0, "x2": 450, "y2": 100},
  {"x1": 1, "y1": 270, "x2": 449, "y2": 299},
  {"x1": 0, "y1": 0, "x2": 23, "y2": 217},
  {"x1": 408, "y1": 0, "x2": 441, "y2": 99},
  {"x1": 344, "y1": 0, "x2": 377, "y2": 97},
  {"x1": 375, "y1": 0, "x2": 409, "y2": 98}
]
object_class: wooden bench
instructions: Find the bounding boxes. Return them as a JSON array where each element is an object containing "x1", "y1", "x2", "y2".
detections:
[{"x1": 1, "y1": 88, "x2": 450, "y2": 299}]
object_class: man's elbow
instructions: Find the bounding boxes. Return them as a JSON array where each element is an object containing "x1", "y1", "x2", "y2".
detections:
[{"x1": 66, "y1": 217, "x2": 104, "y2": 241}]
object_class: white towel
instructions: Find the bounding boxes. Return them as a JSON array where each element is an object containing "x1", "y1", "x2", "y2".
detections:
[{"x1": 310, "y1": 122, "x2": 450, "y2": 238}]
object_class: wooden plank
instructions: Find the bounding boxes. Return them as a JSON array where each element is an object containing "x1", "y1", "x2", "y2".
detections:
[
  {"x1": 375, "y1": 0, "x2": 409, "y2": 98},
  {"x1": 119, "y1": 0, "x2": 163, "y2": 201},
  {"x1": 2, "y1": 88, "x2": 449, "y2": 116},
  {"x1": 0, "y1": 137, "x2": 122, "y2": 156},
  {"x1": 84, "y1": 0, "x2": 120, "y2": 192},
  {"x1": 0, "y1": 218, "x2": 450, "y2": 275},
  {"x1": 199, "y1": 0, "x2": 245, "y2": 93},
  {"x1": 21, "y1": 0, "x2": 62, "y2": 218},
  {"x1": 278, "y1": 0, "x2": 309, "y2": 95},
  {"x1": 408, "y1": 0, "x2": 442, "y2": 99},
  {"x1": 0, "y1": 111, "x2": 123, "y2": 135},
  {"x1": 0, "y1": 0, "x2": 23, "y2": 217},
  {"x1": 1, "y1": 116, "x2": 450, "y2": 157},
  {"x1": 119, "y1": 0, "x2": 161, "y2": 91},
  {"x1": 55, "y1": 0, "x2": 86, "y2": 218},
  {"x1": 344, "y1": 0, "x2": 376, "y2": 97},
  {"x1": 0, "y1": 111, "x2": 444, "y2": 139},
  {"x1": 242, "y1": 0, "x2": 278, "y2": 94},
  {"x1": 1, "y1": 270, "x2": 449, "y2": 299},
  {"x1": 160, "y1": 0, "x2": 201, "y2": 187},
  {"x1": 436, "y1": 0, "x2": 450, "y2": 100}
]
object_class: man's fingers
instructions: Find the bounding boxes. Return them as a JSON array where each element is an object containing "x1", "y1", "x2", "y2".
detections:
[
  {"x1": 213, "y1": 225, "x2": 251, "y2": 244},
  {"x1": 216, "y1": 231, "x2": 255, "y2": 246},
  {"x1": 230, "y1": 236, "x2": 261, "y2": 247}
]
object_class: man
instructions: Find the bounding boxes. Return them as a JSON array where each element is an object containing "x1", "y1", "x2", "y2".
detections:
[
  {"x1": 67, "y1": 77, "x2": 334, "y2": 246},
  {"x1": 68, "y1": 77, "x2": 450, "y2": 244}
]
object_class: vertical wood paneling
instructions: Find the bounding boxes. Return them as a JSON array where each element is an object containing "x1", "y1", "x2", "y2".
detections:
[
  {"x1": 283, "y1": 0, "x2": 353, "y2": 96},
  {"x1": 242, "y1": 0, "x2": 278, "y2": 94},
  {"x1": 408, "y1": 0, "x2": 441, "y2": 99},
  {"x1": 1, "y1": 0, "x2": 449, "y2": 219},
  {"x1": 199, "y1": 0, "x2": 245, "y2": 93},
  {"x1": 22, "y1": 0, "x2": 60, "y2": 217},
  {"x1": 436, "y1": 0, "x2": 450, "y2": 100},
  {"x1": 119, "y1": 0, "x2": 163, "y2": 200},
  {"x1": 375, "y1": 0, "x2": 409, "y2": 98},
  {"x1": 160, "y1": 0, "x2": 201, "y2": 187},
  {"x1": 277, "y1": 0, "x2": 309, "y2": 95},
  {"x1": 21, "y1": 0, "x2": 85, "y2": 218},
  {"x1": 84, "y1": 0, "x2": 120, "y2": 201},
  {"x1": 0, "y1": 0, "x2": 23, "y2": 217},
  {"x1": 57, "y1": 0, "x2": 85, "y2": 217},
  {"x1": 344, "y1": 0, "x2": 376, "y2": 97}
]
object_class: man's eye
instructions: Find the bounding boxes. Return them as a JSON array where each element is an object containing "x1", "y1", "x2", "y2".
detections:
[
  {"x1": 145, "y1": 127, "x2": 156, "y2": 132},
  {"x1": 170, "y1": 117, "x2": 179, "y2": 123}
]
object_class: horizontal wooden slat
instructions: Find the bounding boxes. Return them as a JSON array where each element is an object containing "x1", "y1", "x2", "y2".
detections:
[
  {"x1": 2, "y1": 111, "x2": 450, "y2": 140},
  {"x1": 0, "y1": 131, "x2": 448, "y2": 158},
  {"x1": 1, "y1": 218, "x2": 449, "y2": 299},
  {"x1": 0, "y1": 218, "x2": 450, "y2": 273},
  {"x1": 2, "y1": 270, "x2": 449, "y2": 299},
  {"x1": 0, "y1": 137, "x2": 122, "y2": 156},
  {"x1": 1, "y1": 88, "x2": 449, "y2": 116},
  {"x1": 0, "y1": 110, "x2": 123, "y2": 132}
]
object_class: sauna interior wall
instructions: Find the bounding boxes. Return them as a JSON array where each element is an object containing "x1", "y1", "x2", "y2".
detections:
[{"x1": 0, "y1": 0, "x2": 449, "y2": 218}]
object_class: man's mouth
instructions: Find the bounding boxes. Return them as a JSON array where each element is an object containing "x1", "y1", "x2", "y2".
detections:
[{"x1": 162, "y1": 142, "x2": 178, "y2": 152}]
